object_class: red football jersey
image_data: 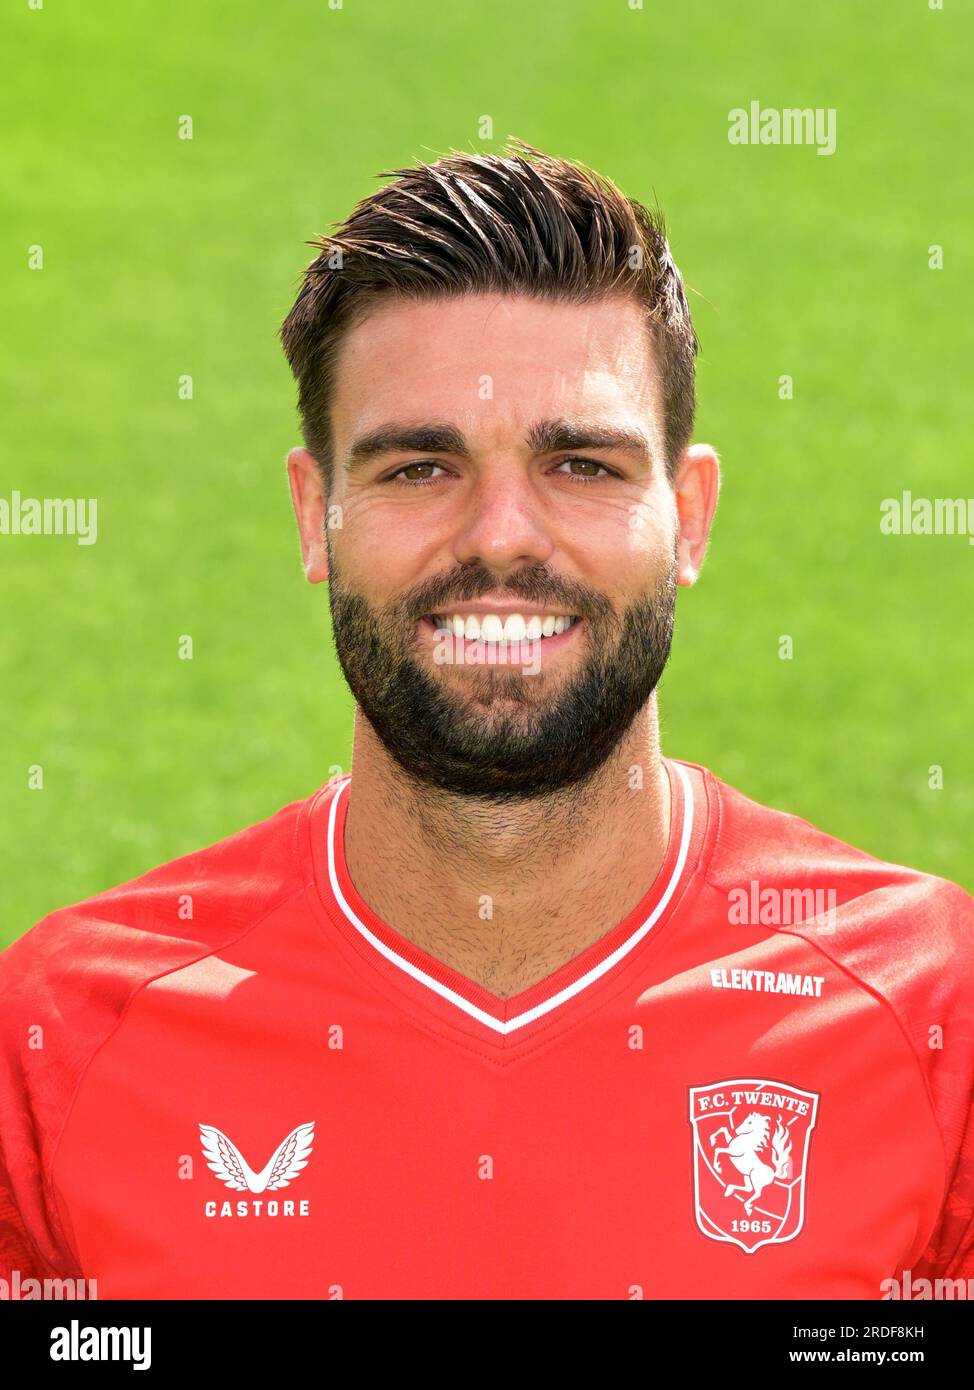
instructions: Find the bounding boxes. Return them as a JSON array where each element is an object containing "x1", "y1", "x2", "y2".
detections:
[{"x1": 1, "y1": 758, "x2": 972, "y2": 1299}]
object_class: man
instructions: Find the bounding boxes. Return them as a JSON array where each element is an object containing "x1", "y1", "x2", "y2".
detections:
[{"x1": 2, "y1": 141, "x2": 972, "y2": 1301}]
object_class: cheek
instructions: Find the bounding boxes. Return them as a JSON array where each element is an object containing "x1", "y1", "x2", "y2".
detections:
[
  {"x1": 330, "y1": 493, "x2": 440, "y2": 595},
  {"x1": 599, "y1": 511, "x2": 679, "y2": 609},
  {"x1": 608, "y1": 501, "x2": 678, "y2": 570}
]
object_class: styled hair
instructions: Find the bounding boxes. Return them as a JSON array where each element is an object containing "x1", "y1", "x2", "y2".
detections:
[{"x1": 279, "y1": 139, "x2": 698, "y2": 486}]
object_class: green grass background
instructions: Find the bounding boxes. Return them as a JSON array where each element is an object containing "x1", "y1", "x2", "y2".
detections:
[{"x1": 2, "y1": 0, "x2": 972, "y2": 946}]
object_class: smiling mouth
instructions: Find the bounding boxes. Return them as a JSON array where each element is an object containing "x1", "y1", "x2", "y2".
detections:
[{"x1": 423, "y1": 612, "x2": 581, "y2": 642}]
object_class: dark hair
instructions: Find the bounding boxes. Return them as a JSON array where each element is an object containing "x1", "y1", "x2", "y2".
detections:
[{"x1": 280, "y1": 139, "x2": 698, "y2": 486}]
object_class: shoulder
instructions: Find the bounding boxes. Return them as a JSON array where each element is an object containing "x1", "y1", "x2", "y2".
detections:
[
  {"x1": 0, "y1": 791, "x2": 314, "y2": 1027},
  {"x1": 693, "y1": 761, "x2": 974, "y2": 1001},
  {"x1": 0, "y1": 791, "x2": 320, "y2": 1277}
]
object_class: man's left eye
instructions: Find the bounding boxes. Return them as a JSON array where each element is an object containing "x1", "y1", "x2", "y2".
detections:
[
  {"x1": 390, "y1": 461, "x2": 446, "y2": 483},
  {"x1": 555, "y1": 457, "x2": 616, "y2": 480}
]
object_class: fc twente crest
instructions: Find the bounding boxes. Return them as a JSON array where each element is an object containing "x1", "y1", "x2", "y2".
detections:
[{"x1": 689, "y1": 1078, "x2": 819, "y2": 1254}]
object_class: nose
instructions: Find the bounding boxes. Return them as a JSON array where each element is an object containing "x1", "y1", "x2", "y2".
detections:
[{"x1": 452, "y1": 465, "x2": 555, "y2": 573}]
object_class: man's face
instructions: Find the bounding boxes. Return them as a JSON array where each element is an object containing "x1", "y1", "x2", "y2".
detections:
[{"x1": 290, "y1": 293, "x2": 715, "y2": 800}]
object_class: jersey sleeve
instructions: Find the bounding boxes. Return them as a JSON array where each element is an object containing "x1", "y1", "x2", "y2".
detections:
[
  {"x1": 0, "y1": 915, "x2": 87, "y2": 1282},
  {"x1": 0, "y1": 900, "x2": 186, "y2": 1282},
  {"x1": 912, "y1": 1138, "x2": 974, "y2": 1281},
  {"x1": 902, "y1": 880, "x2": 974, "y2": 1284}
]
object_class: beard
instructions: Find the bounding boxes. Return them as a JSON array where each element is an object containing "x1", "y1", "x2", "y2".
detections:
[{"x1": 325, "y1": 547, "x2": 677, "y2": 802}]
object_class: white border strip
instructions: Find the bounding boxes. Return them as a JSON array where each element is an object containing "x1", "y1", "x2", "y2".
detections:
[{"x1": 325, "y1": 761, "x2": 694, "y2": 1035}]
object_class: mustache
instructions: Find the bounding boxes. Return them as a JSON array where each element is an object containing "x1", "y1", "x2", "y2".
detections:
[{"x1": 400, "y1": 563, "x2": 614, "y2": 623}]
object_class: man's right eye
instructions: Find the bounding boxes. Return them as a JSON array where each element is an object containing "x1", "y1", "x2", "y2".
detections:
[{"x1": 387, "y1": 461, "x2": 448, "y2": 486}]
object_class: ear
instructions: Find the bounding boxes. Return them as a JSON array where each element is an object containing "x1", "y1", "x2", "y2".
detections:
[
  {"x1": 286, "y1": 447, "x2": 330, "y2": 583},
  {"x1": 673, "y1": 443, "x2": 720, "y2": 587}
]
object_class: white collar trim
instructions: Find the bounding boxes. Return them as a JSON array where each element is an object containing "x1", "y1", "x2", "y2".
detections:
[{"x1": 325, "y1": 761, "x2": 694, "y2": 1036}]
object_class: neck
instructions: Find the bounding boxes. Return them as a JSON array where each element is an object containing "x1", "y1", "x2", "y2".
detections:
[{"x1": 341, "y1": 699, "x2": 671, "y2": 1000}]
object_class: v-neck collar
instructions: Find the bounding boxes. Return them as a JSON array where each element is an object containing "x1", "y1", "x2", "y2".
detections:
[{"x1": 305, "y1": 758, "x2": 711, "y2": 1054}]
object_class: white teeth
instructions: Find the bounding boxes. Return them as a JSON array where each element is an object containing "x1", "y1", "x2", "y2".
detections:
[{"x1": 433, "y1": 613, "x2": 576, "y2": 640}]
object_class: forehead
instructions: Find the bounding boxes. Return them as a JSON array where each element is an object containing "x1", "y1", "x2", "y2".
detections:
[{"x1": 330, "y1": 293, "x2": 662, "y2": 448}]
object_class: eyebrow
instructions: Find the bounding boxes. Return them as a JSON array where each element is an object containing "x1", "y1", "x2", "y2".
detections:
[
  {"x1": 346, "y1": 423, "x2": 470, "y2": 470},
  {"x1": 345, "y1": 418, "x2": 655, "y2": 471},
  {"x1": 526, "y1": 419, "x2": 653, "y2": 462}
]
